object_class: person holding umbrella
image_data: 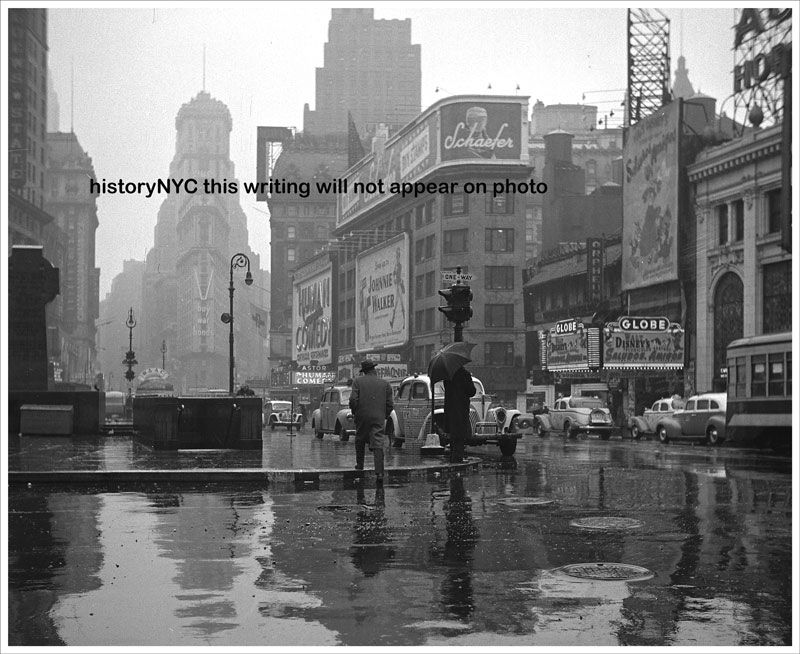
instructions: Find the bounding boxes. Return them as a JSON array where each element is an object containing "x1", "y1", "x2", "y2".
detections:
[
  {"x1": 428, "y1": 342, "x2": 476, "y2": 463},
  {"x1": 349, "y1": 359, "x2": 394, "y2": 484}
]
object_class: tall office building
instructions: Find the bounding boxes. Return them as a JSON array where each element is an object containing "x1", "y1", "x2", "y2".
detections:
[
  {"x1": 44, "y1": 132, "x2": 100, "y2": 385},
  {"x1": 267, "y1": 9, "x2": 421, "y2": 374},
  {"x1": 143, "y1": 91, "x2": 269, "y2": 392},
  {"x1": 303, "y1": 8, "x2": 421, "y2": 137}
]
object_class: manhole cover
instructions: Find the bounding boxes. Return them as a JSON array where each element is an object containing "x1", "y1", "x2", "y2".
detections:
[
  {"x1": 554, "y1": 562, "x2": 654, "y2": 581},
  {"x1": 495, "y1": 496, "x2": 555, "y2": 507},
  {"x1": 570, "y1": 517, "x2": 643, "y2": 530},
  {"x1": 316, "y1": 505, "x2": 359, "y2": 514}
]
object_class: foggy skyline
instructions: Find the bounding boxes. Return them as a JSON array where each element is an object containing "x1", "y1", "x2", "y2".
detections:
[{"x1": 43, "y1": 3, "x2": 740, "y2": 296}]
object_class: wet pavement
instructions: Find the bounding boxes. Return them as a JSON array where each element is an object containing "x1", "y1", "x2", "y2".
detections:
[{"x1": 6, "y1": 431, "x2": 795, "y2": 647}]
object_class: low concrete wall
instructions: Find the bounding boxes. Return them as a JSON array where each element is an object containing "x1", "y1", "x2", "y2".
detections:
[
  {"x1": 9, "y1": 391, "x2": 103, "y2": 435},
  {"x1": 133, "y1": 396, "x2": 262, "y2": 450}
]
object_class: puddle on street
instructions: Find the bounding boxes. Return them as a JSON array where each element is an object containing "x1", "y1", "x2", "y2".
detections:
[{"x1": 8, "y1": 450, "x2": 792, "y2": 647}]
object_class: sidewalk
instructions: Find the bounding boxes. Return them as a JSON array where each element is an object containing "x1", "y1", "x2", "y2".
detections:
[{"x1": 7, "y1": 429, "x2": 479, "y2": 490}]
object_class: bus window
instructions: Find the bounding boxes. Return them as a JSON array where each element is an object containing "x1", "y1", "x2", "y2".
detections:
[
  {"x1": 751, "y1": 355, "x2": 766, "y2": 396},
  {"x1": 769, "y1": 353, "x2": 785, "y2": 396},
  {"x1": 736, "y1": 357, "x2": 746, "y2": 397}
]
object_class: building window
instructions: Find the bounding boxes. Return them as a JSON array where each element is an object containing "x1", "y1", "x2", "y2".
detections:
[
  {"x1": 484, "y1": 342, "x2": 514, "y2": 366},
  {"x1": 426, "y1": 199, "x2": 435, "y2": 224},
  {"x1": 751, "y1": 354, "x2": 766, "y2": 396},
  {"x1": 287, "y1": 226, "x2": 296, "y2": 239},
  {"x1": 713, "y1": 272, "x2": 743, "y2": 382},
  {"x1": 443, "y1": 228, "x2": 468, "y2": 253},
  {"x1": 287, "y1": 248, "x2": 296, "y2": 262},
  {"x1": 486, "y1": 193, "x2": 514, "y2": 214},
  {"x1": 768, "y1": 352, "x2": 786, "y2": 396},
  {"x1": 763, "y1": 261, "x2": 791, "y2": 333},
  {"x1": 485, "y1": 304, "x2": 514, "y2": 328},
  {"x1": 415, "y1": 238, "x2": 424, "y2": 263},
  {"x1": 415, "y1": 274, "x2": 424, "y2": 299},
  {"x1": 486, "y1": 266, "x2": 514, "y2": 290},
  {"x1": 717, "y1": 204, "x2": 728, "y2": 245},
  {"x1": 445, "y1": 192, "x2": 468, "y2": 216},
  {"x1": 347, "y1": 268, "x2": 355, "y2": 290},
  {"x1": 415, "y1": 310, "x2": 424, "y2": 333},
  {"x1": 766, "y1": 188, "x2": 782, "y2": 234},
  {"x1": 425, "y1": 271, "x2": 435, "y2": 297},
  {"x1": 733, "y1": 199, "x2": 744, "y2": 242},
  {"x1": 485, "y1": 228, "x2": 514, "y2": 253},
  {"x1": 425, "y1": 307, "x2": 435, "y2": 331},
  {"x1": 424, "y1": 234, "x2": 435, "y2": 260}
]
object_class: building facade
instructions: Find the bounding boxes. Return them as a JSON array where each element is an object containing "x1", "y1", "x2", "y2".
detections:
[
  {"x1": 303, "y1": 8, "x2": 421, "y2": 137},
  {"x1": 142, "y1": 92, "x2": 269, "y2": 393},
  {"x1": 688, "y1": 123, "x2": 791, "y2": 393},
  {"x1": 332, "y1": 95, "x2": 532, "y2": 404},
  {"x1": 44, "y1": 132, "x2": 100, "y2": 386}
]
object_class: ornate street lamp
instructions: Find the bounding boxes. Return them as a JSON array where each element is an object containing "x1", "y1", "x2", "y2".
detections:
[
  {"x1": 220, "y1": 253, "x2": 253, "y2": 394},
  {"x1": 161, "y1": 339, "x2": 167, "y2": 370},
  {"x1": 123, "y1": 307, "x2": 137, "y2": 418}
]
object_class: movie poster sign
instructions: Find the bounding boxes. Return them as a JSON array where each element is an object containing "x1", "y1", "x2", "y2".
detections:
[
  {"x1": 355, "y1": 233, "x2": 409, "y2": 353},
  {"x1": 622, "y1": 102, "x2": 680, "y2": 291},
  {"x1": 292, "y1": 261, "x2": 332, "y2": 366},
  {"x1": 545, "y1": 319, "x2": 589, "y2": 371},
  {"x1": 603, "y1": 316, "x2": 684, "y2": 369},
  {"x1": 440, "y1": 102, "x2": 522, "y2": 162}
]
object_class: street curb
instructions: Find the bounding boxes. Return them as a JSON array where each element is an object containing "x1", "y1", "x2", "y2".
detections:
[{"x1": 8, "y1": 458, "x2": 482, "y2": 491}]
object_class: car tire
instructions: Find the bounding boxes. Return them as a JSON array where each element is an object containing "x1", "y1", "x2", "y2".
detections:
[
  {"x1": 508, "y1": 415, "x2": 520, "y2": 435},
  {"x1": 532, "y1": 420, "x2": 546, "y2": 438},
  {"x1": 269, "y1": 419, "x2": 276, "y2": 432},
  {"x1": 499, "y1": 434, "x2": 517, "y2": 456},
  {"x1": 336, "y1": 423, "x2": 349, "y2": 442},
  {"x1": 563, "y1": 420, "x2": 574, "y2": 438},
  {"x1": 313, "y1": 422, "x2": 323, "y2": 439},
  {"x1": 657, "y1": 425, "x2": 669, "y2": 444},
  {"x1": 630, "y1": 424, "x2": 641, "y2": 440},
  {"x1": 706, "y1": 425, "x2": 722, "y2": 446},
  {"x1": 519, "y1": 417, "x2": 532, "y2": 430}
]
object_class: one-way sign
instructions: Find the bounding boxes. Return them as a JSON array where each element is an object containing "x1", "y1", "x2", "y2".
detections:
[{"x1": 442, "y1": 271, "x2": 474, "y2": 283}]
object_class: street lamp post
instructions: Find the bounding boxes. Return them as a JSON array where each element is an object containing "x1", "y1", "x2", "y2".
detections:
[
  {"x1": 220, "y1": 253, "x2": 253, "y2": 394},
  {"x1": 123, "y1": 308, "x2": 137, "y2": 418},
  {"x1": 161, "y1": 339, "x2": 167, "y2": 370}
]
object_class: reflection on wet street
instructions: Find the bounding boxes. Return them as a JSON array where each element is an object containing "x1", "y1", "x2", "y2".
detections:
[{"x1": 8, "y1": 438, "x2": 793, "y2": 646}]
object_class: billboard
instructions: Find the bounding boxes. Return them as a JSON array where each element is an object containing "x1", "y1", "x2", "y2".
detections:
[
  {"x1": 622, "y1": 102, "x2": 680, "y2": 291},
  {"x1": 292, "y1": 262, "x2": 332, "y2": 366},
  {"x1": 603, "y1": 317, "x2": 684, "y2": 369},
  {"x1": 338, "y1": 117, "x2": 438, "y2": 228},
  {"x1": 545, "y1": 320, "x2": 590, "y2": 371},
  {"x1": 355, "y1": 233, "x2": 409, "y2": 353},
  {"x1": 440, "y1": 102, "x2": 522, "y2": 162}
]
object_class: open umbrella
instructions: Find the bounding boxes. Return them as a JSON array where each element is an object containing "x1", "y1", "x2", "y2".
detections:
[{"x1": 427, "y1": 341, "x2": 475, "y2": 384}]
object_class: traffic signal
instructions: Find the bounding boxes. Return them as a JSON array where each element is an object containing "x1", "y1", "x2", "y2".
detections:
[{"x1": 438, "y1": 283, "x2": 473, "y2": 324}]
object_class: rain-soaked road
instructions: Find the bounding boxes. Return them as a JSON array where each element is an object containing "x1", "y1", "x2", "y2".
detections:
[{"x1": 7, "y1": 435, "x2": 793, "y2": 647}]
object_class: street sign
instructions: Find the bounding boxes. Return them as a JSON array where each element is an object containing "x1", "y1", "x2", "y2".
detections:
[{"x1": 442, "y1": 271, "x2": 474, "y2": 283}]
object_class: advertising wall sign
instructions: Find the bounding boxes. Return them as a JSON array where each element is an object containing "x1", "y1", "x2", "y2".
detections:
[
  {"x1": 8, "y1": 13, "x2": 28, "y2": 188},
  {"x1": 586, "y1": 237, "x2": 604, "y2": 306},
  {"x1": 355, "y1": 233, "x2": 409, "y2": 353},
  {"x1": 440, "y1": 102, "x2": 522, "y2": 162},
  {"x1": 292, "y1": 262, "x2": 332, "y2": 365},
  {"x1": 622, "y1": 102, "x2": 680, "y2": 291},
  {"x1": 545, "y1": 320, "x2": 589, "y2": 371},
  {"x1": 292, "y1": 370, "x2": 336, "y2": 385},
  {"x1": 603, "y1": 317, "x2": 684, "y2": 369}
]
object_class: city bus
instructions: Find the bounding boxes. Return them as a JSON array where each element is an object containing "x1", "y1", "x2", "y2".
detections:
[{"x1": 725, "y1": 331, "x2": 792, "y2": 452}]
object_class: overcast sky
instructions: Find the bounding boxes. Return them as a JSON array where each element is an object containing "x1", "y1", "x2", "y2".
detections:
[{"x1": 43, "y1": 3, "x2": 741, "y2": 296}]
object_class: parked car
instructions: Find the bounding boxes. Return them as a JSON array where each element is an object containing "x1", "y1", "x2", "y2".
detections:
[
  {"x1": 311, "y1": 385, "x2": 356, "y2": 441},
  {"x1": 264, "y1": 400, "x2": 304, "y2": 431},
  {"x1": 628, "y1": 396, "x2": 685, "y2": 440},
  {"x1": 532, "y1": 396, "x2": 614, "y2": 439},
  {"x1": 388, "y1": 373, "x2": 521, "y2": 456},
  {"x1": 651, "y1": 392, "x2": 727, "y2": 445}
]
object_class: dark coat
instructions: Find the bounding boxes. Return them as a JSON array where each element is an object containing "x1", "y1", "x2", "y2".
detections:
[
  {"x1": 349, "y1": 372, "x2": 394, "y2": 443},
  {"x1": 443, "y1": 367, "x2": 476, "y2": 438}
]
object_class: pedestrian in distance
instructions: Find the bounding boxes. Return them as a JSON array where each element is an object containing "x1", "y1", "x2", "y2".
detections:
[
  {"x1": 349, "y1": 359, "x2": 394, "y2": 485},
  {"x1": 443, "y1": 365, "x2": 476, "y2": 463}
]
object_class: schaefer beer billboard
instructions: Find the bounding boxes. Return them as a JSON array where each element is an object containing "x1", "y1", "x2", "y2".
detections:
[
  {"x1": 440, "y1": 101, "x2": 523, "y2": 162},
  {"x1": 603, "y1": 316, "x2": 684, "y2": 369},
  {"x1": 355, "y1": 233, "x2": 409, "y2": 353},
  {"x1": 622, "y1": 102, "x2": 680, "y2": 291},
  {"x1": 292, "y1": 261, "x2": 332, "y2": 366}
]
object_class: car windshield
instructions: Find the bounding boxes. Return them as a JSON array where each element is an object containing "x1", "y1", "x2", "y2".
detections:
[
  {"x1": 569, "y1": 398, "x2": 605, "y2": 409},
  {"x1": 431, "y1": 378, "x2": 484, "y2": 398},
  {"x1": 271, "y1": 402, "x2": 292, "y2": 411},
  {"x1": 339, "y1": 389, "x2": 351, "y2": 403}
]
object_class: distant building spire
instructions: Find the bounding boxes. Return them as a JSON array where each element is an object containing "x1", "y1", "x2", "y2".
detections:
[{"x1": 672, "y1": 55, "x2": 695, "y2": 100}]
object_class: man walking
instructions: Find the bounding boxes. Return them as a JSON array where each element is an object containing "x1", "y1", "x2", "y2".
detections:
[
  {"x1": 443, "y1": 365, "x2": 476, "y2": 463},
  {"x1": 349, "y1": 359, "x2": 394, "y2": 484}
]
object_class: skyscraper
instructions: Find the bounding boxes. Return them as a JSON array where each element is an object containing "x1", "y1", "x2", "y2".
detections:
[
  {"x1": 143, "y1": 91, "x2": 269, "y2": 392},
  {"x1": 302, "y1": 8, "x2": 421, "y2": 137}
]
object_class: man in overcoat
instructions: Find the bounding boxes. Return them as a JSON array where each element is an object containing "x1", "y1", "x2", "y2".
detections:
[
  {"x1": 349, "y1": 359, "x2": 394, "y2": 484},
  {"x1": 444, "y1": 366, "x2": 476, "y2": 463}
]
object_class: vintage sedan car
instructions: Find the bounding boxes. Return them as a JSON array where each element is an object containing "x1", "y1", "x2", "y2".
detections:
[
  {"x1": 532, "y1": 396, "x2": 614, "y2": 439},
  {"x1": 652, "y1": 392, "x2": 727, "y2": 445},
  {"x1": 311, "y1": 385, "x2": 356, "y2": 441},
  {"x1": 388, "y1": 373, "x2": 521, "y2": 456},
  {"x1": 264, "y1": 400, "x2": 304, "y2": 431},
  {"x1": 628, "y1": 396, "x2": 685, "y2": 440}
]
